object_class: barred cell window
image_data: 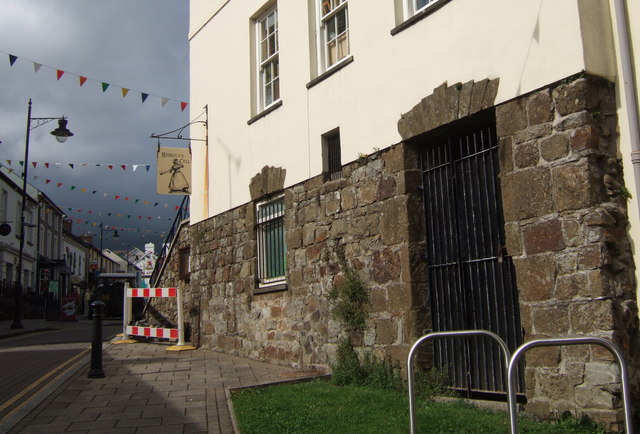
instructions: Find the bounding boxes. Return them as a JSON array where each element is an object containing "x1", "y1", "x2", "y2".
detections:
[
  {"x1": 256, "y1": 196, "x2": 286, "y2": 288},
  {"x1": 323, "y1": 129, "x2": 342, "y2": 181}
]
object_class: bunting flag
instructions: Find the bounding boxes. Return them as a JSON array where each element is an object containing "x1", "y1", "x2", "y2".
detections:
[
  {"x1": 1, "y1": 161, "x2": 182, "y2": 213},
  {"x1": 4, "y1": 51, "x2": 188, "y2": 110},
  {"x1": 7, "y1": 160, "x2": 155, "y2": 170}
]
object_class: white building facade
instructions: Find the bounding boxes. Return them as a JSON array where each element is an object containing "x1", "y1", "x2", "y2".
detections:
[{"x1": 175, "y1": 1, "x2": 640, "y2": 428}]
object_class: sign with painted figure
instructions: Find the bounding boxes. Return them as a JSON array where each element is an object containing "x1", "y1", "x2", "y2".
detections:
[{"x1": 157, "y1": 147, "x2": 191, "y2": 195}]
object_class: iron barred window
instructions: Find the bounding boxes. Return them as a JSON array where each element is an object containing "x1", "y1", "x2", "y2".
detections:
[{"x1": 256, "y1": 196, "x2": 286, "y2": 287}]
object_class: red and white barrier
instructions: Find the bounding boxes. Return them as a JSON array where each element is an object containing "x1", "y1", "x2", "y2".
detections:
[{"x1": 122, "y1": 285, "x2": 192, "y2": 349}]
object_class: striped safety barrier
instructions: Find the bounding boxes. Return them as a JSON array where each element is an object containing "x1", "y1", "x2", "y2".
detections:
[
  {"x1": 125, "y1": 325, "x2": 179, "y2": 339},
  {"x1": 127, "y1": 287, "x2": 177, "y2": 298},
  {"x1": 121, "y1": 285, "x2": 194, "y2": 350}
]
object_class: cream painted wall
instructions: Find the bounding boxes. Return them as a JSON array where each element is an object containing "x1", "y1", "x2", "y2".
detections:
[{"x1": 189, "y1": 0, "x2": 606, "y2": 221}]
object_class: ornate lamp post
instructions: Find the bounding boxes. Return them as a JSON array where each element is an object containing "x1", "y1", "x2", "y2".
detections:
[{"x1": 11, "y1": 99, "x2": 73, "y2": 329}]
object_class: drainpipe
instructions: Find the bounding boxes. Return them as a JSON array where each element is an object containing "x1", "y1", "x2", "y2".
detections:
[{"x1": 613, "y1": 0, "x2": 640, "y2": 216}]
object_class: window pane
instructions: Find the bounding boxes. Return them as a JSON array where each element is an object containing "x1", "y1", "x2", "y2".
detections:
[
  {"x1": 327, "y1": 18, "x2": 336, "y2": 41},
  {"x1": 337, "y1": 9, "x2": 346, "y2": 34},
  {"x1": 416, "y1": 0, "x2": 432, "y2": 10},
  {"x1": 328, "y1": 40, "x2": 337, "y2": 66},
  {"x1": 273, "y1": 77, "x2": 280, "y2": 101},
  {"x1": 338, "y1": 33, "x2": 348, "y2": 61}
]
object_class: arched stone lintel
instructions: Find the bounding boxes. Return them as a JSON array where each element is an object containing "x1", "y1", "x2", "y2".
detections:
[
  {"x1": 397, "y1": 78, "x2": 500, "y2": 141},
  {"x1": 249, "y1": 165, "x2": 287, "y2": 200}
]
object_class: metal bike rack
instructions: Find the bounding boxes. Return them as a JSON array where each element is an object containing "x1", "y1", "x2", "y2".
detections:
[
  {"x1": 407, "y1": 330, "x2": 511, "y2": 434},
  {"x1": 507, "y1": 337, "x2": 633, "y2": 434}
]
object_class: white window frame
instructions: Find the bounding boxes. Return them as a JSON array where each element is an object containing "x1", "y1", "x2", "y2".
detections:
[
  {"x1": 404, "y1": 0, "x2": 441, "y2": 19},
  {"x1": 256, "y1": 5, "x2": 280, "y2": 112},
  {"x1": 317, "y1": 0, "x2": 350, "y2": 72},
  {"x1": 256, "y1": 195, "x2": 286, "y2": 288}
]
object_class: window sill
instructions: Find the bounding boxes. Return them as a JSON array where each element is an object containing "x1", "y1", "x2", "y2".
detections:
[
  {"x1": 390, "y1": 0, "x2": 451, "y2": 36},
  {"x1": 254, "y1": 281, "x2": 287, "y2": 295},
  {"x1": 306, "y1": 56, "x2": 354, "y2": 89},
  {"x1": 247, "y1": 100, "x2": 283, "y2": 125}
]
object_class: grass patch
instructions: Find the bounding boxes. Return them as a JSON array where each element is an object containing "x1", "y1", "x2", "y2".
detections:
[{"x1": 232, "y1": 380, "x2": 604, "y2": 434}]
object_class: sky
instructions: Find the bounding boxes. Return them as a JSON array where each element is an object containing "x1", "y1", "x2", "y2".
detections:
[{"x1": 0, "y1": 1, "x2": 190, "y2": 253}]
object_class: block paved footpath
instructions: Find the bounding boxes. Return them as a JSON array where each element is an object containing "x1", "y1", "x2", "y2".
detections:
[{"x1": 3, "y1": 336, "x2": 318, "y2": 433}]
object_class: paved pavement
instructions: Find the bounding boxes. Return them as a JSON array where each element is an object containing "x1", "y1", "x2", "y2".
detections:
[{"x1": 0, "y1": 319, "x2": 319, "y2": 433}]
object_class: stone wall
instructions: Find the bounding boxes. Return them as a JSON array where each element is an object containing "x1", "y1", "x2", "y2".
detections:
[
  {"x1": 153, "y1": 73, "x2": 638, "y2": 429},
  {"x1": 495, "y1": 74, "x2": 639, "y2": 430},
  {"x1": 156, "y1": 147, "x2": 426, "y2": 371}
]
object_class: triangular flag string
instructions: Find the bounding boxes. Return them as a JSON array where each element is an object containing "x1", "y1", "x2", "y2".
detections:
[{"x1": 3, "y1": 50, "x2": 188, "y2": 110}]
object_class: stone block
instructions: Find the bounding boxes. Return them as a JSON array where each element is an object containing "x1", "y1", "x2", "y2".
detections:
[
  {"x1": 584, "y1": 362, "x2": 620, "y2": 387},
  {"x1": 482, "y1": 78, "x2": 500, "y2": 110},
  {"x1": 522, "y1": 217, "x2": 565, "y2": 255},
  {"x1": 383, "y1": 145, "x2": 404, "y2": 174},
  {"x1": 469, "y1": 78, "x2": 488, "y2": 115},
  {"x1": 513, "y1": 254, "x2": 556, "y2": 301},
  {"x1": 372, "y1": 249, "x2": 401, "y2": 284},
  {"x1": 377, "y1": 176, "x2": 396, "y2": 201},
  {"x1": 526, "y1": 346, "x2": 561, "y2": 367},
  {"x1": 498, "y1": 136, "x2": 514, "y2": 174},
  {"x1": 539, "y1": 372, "x2": 573, "y2": 401},
  {"x1": 527, "y1": 90, "x2": 553, "y2": 125},
  {"x1": 341, "y1": 187, "x2": 357, "y2": 211},
  {"x1": 501, "y1": 167, "x2": 553, "y2": 222},
  {"x1": 570, "y1": 125, "x2": 600, "y2": 152},
  {"x1": 496, "y1": 98, "x2": 527, "y2": 137},
  {"x1": 504, "y1": 222, "x2": 523, "y2": 256},
  {"x1": 551, "y1": 164, "x2": 597, "y2": 212},
  {"x1": 577, "y1": 244, "x2": 603, "y2": 270},
  {"x1": 457, "y1": 80, "x2": 474, "y2": 118},
  {"x1": 554, "y1": 273, "x2": 587, "y2": 300},
  {"x1": 381, "y1": 197, "x2": 407, "y2": 246},
  {"x1": 540, "y1": 134, "x2": 569, "y2": 162},
  {"x1": 574, "y1": 386, "x2": 616, "y2": 409},
  {"x1": 358, "y1": 182, "x2": 378, "y2": 206},
  {"x1": 423, "y1": 82, "x2": 449, "y2": 132},
  {"x1": 514, "y1": 141, "x2": 540, "y2": 168},
  {"x1": 561, "y1": 218, "x2": 583, "y2": 247},
  {"x1": 570, "y1": 299, "x2": 614, "y2": 333},
  {"x1": 375, "y1": 318, "x2": 398, "y2": 345},
  {"x1": 325, "y1": 191, "x2": 341, "y2": 216},
  {"x1": 553, "y1": 78, "x2": 599, "y2": 117},
  {"x1": 532, "y1": 305, "x2": 570, "y2": 334}
]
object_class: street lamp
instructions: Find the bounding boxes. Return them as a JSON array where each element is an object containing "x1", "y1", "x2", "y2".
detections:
[
  {"x1": 99, "y1": 223, "x2": 119, "y2": 272},
  {"x1": 11, "y1": 99, "x2": 73, "y2": 329}
]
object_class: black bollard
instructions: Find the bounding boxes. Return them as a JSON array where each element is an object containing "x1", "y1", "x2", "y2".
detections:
[{"x1": 88, "y1": 300, "x2": 106, "y2": 378}]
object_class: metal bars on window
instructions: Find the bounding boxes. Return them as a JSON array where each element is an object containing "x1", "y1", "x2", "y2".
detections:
[
  {"x1": 327, "y1": 133, "x2": 342, "y2": 181},
  {"x1": 421, "y1": 118, "x2": 523, "y2": 394},
  {"x1": 257, "y1": 196, "x2": 286, "y2": 286}
]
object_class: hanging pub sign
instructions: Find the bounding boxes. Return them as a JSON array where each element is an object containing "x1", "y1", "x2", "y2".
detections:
[{"x1": 157, "y1": 147, "x2": 191, "y2": 195}]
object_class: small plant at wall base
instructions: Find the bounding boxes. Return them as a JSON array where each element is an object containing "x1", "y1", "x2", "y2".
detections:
[{"x1": 327, "y1": 245, "x2": 369, "y2": 332}]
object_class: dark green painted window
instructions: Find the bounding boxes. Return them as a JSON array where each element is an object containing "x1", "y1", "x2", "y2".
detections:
[{"x1": 257, "y1": 196, "x2": 286, "y2": 286}]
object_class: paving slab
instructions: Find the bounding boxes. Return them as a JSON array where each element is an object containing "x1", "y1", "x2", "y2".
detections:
[{"x1": 3, "y1": 337, "x2": 323, "y2": 433}]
